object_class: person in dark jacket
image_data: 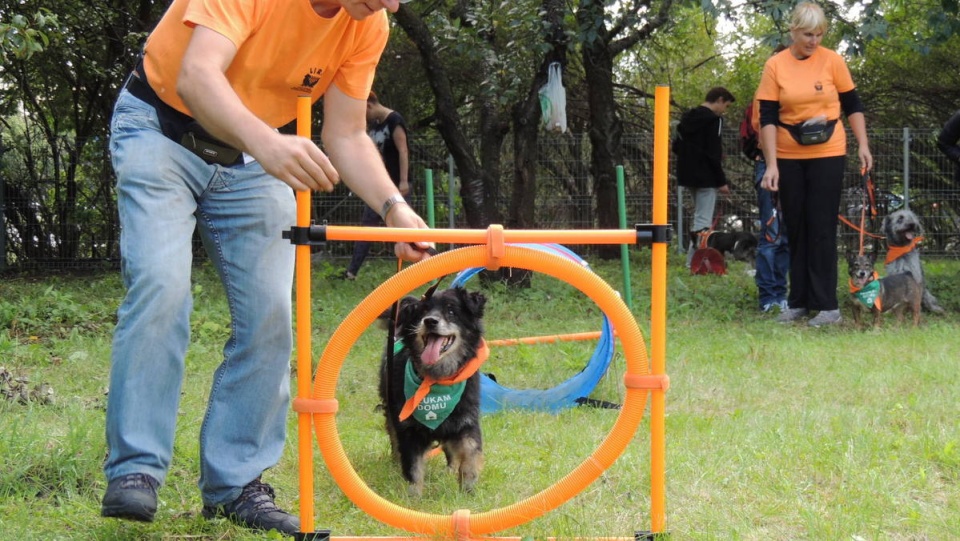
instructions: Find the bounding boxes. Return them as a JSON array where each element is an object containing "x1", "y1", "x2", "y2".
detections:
[
  {"x1": 675, "y1": 86, "x2": 736, "y2": 267},
  {"x1": 342, "y1": 92, "x2": 410, "y2": 279},
  {"x1": 937, "y1": 110, "x2": 960, "y2": 183}
]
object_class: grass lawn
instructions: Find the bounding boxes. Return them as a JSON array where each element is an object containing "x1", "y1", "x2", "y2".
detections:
[{"x1": 1, "y1": 248, "x2": 958, "y2": 540}]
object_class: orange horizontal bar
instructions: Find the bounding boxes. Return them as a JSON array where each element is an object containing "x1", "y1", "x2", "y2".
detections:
[
  {"x1": 327, "y1": 537, "x2": 640, "y2": 541},
  {"x1": 487, "y1": 330, "x2": 604, "y2": 347},
  {"x1": 324, "y1": 225, "x2": 638, "y2": 245}
]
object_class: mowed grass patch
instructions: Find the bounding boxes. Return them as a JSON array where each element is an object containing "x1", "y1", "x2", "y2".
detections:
[{"x1": 1, "y1": 252, "x2": 958, "y2": 539}]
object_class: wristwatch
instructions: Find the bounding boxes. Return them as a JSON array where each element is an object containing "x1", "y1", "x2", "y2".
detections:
[{"x1": 380, "y1": 194, "x2": 407, "y2": 220}]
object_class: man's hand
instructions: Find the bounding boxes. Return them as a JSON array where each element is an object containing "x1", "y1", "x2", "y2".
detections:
[
  {"x1": 254, "y1": 131, "x2": 340, "y2": 193},
  {"x1": 385, "y1": 204, "x2": 433, "y2": 263}
]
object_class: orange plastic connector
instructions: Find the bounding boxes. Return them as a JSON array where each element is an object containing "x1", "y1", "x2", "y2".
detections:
[
  {"x1": 452, "y1": 509, "x2": 472, "y2": 541},
  {"x1": 485, "y1": 225, "x2": 505, "y2": 270},
  {"x1": 292, "y1": 398, "x2": 339, "y2": 414},
  {"x1": 624, "y1": 374, "x2": 670, "y2": 392}
]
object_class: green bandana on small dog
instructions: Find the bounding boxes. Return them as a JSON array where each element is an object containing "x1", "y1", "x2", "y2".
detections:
[
  {"x1": 402, "y1": 361, "x2": 466, "y2": 429},
  {"x1": 849, "y1": 276, "x2": 881, "y2": 310}
]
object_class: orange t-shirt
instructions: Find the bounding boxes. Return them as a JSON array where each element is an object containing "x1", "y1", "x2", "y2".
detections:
[
  {"x1": 756, "y1": 47, "x2": 856, "y2": 159},
  {"x1": 142, "y1": 0, "x2": 388, "y2": 128}
]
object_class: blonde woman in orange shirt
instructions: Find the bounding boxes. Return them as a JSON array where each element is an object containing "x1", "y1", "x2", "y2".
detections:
[
  {"x1": 756, "y1": 1, "x2": 873, "y2": 327},
  {"x1": 102, "y1": 0, "x2": 431, "y2": 535}
]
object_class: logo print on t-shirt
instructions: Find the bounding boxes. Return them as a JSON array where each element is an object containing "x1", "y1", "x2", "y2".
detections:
[
  {"x1": 293, "y1": 68, "x2": 323, "y2": 94},
  {"x1": 814, "y1": 81, "x2": 823, "y2": 93}
]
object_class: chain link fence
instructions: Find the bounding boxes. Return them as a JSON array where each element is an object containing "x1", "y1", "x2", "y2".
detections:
[{"x1": 3, "y1": 128, "x2": 958, "y2": 272}]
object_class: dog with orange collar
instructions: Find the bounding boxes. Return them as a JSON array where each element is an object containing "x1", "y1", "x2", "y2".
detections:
[
  {"x1": 378, "y1": 286, "x2": 487, "y2": 496},
  {"x1": 882, "y1": 209, "x2": 944, "y2": 313},
  {"x1": 847, "y1": 251, "x2": 922, "y2": 328}
]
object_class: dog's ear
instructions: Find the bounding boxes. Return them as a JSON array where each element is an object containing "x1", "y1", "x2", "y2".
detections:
[
  {"x1": 452, "y1": 286, "x2": 486, "y2": 318},
  {"x1": 845, "y1": 250, "x2": 856, "y2": 266},
  {"x1": 377, "y1": 296, "x2": 409, "y2": 329},
  {"x1": 867, "y1": 252, "x2": 877, "y2": 266},
  {"x1": 465, "y1": 291, "x2": 487, "y2": 318},
  {"x1": 881, "y1": 214, "x2": 893, "y2": 237},
  {"x1": 386, "y1": 296, "x2": 421, "y2": 328}
]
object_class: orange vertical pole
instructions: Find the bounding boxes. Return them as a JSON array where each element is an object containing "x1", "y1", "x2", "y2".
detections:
[
  {"x1": 649, "y1": 84, "x2": 670, "y2": 533},
  {"x1": 295, "y1": 96, "x2": 316, "y2": 534}
]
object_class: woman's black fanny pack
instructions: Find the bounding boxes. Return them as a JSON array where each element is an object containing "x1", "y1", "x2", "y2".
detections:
[
  {"x1": 780, "y1": 119, "x2": 838, "y2": 146},
  {"x1": 122, "y1": 61, "x2": 242, "y2": 166}
]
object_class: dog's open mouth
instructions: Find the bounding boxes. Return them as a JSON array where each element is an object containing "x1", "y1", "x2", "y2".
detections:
[{"x1": 421, "y1": 334, "x2": 455, "y2": 365}]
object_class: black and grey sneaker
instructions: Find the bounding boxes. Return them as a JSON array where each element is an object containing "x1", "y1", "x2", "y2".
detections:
[
  {"x1": 202, "y1": 477, "x2": 300, "y2": 536},
  {"x1": 101, "y1": 473, "x2": 159, "y2": 522}
]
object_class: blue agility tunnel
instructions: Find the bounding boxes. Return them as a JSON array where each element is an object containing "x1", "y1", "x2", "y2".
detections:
[{"x1": 450, "y1": 243, "x2": 617, "y2": 414}]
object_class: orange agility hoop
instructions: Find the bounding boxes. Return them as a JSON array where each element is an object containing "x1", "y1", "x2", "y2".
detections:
[
  {"x1": 307, "y1": 245, "x2": 652, "y2": 537},
  {"x1": 290, "y1": 84, "x2": 671, "y2": 538}
]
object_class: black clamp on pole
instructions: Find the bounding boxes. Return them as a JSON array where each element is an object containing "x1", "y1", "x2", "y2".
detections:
[
  {"x1": 282, "y1": 224, "x2": 328, "y2": 246},
  {"x1": 634, "y1": 223, "x2": 673, "y2": 246},
  {"x1": 293, "y1": 530, "x2": 331, "y2": 541},
  {"x1": 635, "y1": 530, "x2": 670, "y2": 540}
]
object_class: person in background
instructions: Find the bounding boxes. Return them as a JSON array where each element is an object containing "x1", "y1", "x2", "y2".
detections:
[
  {"x1": 748, "y1": 45, "x2": 791, "y2": 313},
  {"x1": 674, "y1": 86, "x2": 736, "y2": 268},
  {"x1": 937, "y1": 110, "x2": 960, "y2": 183},
  {"x1": 757, "y1": 1, "x2": 873, "y2": 327},
  {"x1": 343, "y1": 91, "x2": 410, "y2": 280},
  {"x1": 101, "y1": 0, "x2": 431, "y2": 536}
]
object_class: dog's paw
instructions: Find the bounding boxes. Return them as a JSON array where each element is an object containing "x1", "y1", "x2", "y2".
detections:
[{"x1": 407, "y1": 482, "x2": 423, "y2": 498}]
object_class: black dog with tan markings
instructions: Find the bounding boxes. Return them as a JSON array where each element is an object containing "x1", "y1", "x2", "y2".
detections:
[{"x1": 378, "y1": 287, "x2": 487, "y2": 496}]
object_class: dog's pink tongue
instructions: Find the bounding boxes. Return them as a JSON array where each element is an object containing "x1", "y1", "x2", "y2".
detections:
[
  {"x1": 421, "y1": 336, "x2": 443, "y2": 366},
  {"x1": 906, "y1": 231, "x2": 915, "y2": 240}
]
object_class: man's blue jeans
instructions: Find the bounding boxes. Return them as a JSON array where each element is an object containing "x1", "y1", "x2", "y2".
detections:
[
  {"x1": 104, "y1": 89, "x2": 296, "y2": 506},
  {"x1": 754, "y1": 160, "x2": 790, "y2": 308}
]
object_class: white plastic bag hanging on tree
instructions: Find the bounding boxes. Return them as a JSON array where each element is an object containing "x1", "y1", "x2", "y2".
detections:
[{"x1": 538, "y1": 62, "x2": 567, "y2": 133}]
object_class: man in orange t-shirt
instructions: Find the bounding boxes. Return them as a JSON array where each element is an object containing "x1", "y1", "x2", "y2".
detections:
[
  {"x1": 102, "y1": 0, "x2": 431, "y2": 536},
  {"x1": 756, "y1": 1, "x2": 873, "y2": 328}
]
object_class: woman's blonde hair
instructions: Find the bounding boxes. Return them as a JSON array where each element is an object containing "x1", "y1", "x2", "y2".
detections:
[{"x1": 789, "y1": 1, "x2": 828, "y2": 33}]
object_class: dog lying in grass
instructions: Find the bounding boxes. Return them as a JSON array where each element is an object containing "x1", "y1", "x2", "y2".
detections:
[
  {"x1": 846, "y1": 251, "x2": 922, "y2": 328},
  {"x1": 378, "y1": 287, "x2": 487, "y2": 496},
  {"x1": 882, "y1": 209, "x2": 944, "y2": 313}
]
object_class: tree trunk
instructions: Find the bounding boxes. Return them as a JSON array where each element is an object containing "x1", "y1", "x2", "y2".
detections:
[
  {"x1": 393, "y1": 6, "x2": 496, "y2": 229},
  {"x1": 579, "y1": 0, "x2": 624, "y2": 260}
]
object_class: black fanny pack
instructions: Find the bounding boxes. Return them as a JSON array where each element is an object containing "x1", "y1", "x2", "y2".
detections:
[
  {"x1": 780, "y1": 119, "x2": 838, "y2": 146},
  {"x1": 123, "y1": 61, "x2": 242, "y2": 166}
]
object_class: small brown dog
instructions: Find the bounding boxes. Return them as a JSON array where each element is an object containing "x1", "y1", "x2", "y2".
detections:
[{"x1": 846, "y1": 251, "x2": 922, "y2": 328}]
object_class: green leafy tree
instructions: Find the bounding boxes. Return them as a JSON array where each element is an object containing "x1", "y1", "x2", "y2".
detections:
[
  {"x1": 1, "y1": 0, "x2": 161, "y2": 264},
  {"x1": 390, "y1": 0, "x2": 561, "y2": 229},
  {"x1": 0, "y1": 8, "x2": 57, "y2": 59}
]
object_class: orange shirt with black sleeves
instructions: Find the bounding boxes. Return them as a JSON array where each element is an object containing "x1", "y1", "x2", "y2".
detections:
[
  {"x1": 756, "y1": 47, "x2": 856, "y2": 160},
  {"x1": 142, "y1": 0, "x2": 388, "y2": 129}
]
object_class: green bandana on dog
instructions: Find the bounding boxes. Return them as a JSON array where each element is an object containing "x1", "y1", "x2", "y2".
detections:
[
  {"x1": 403, "y1": 361, "x2": 466, "y2": 429},
  {"x1": 849, "y1": 275, "x2": 881, "y2": 310}
]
